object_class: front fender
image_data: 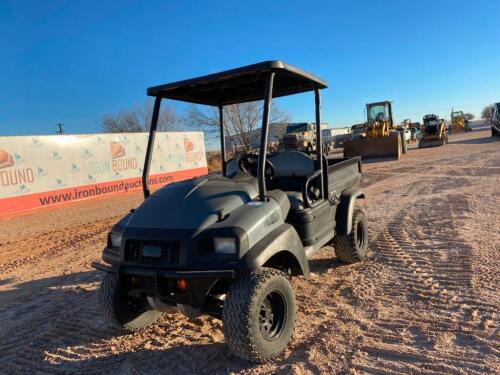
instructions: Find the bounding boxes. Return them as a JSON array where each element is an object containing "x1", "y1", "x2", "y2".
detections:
[
  {"x1": 336, "y1": 187, "x2": 365, "y2": 235},
  {"x1": 240, "y1": 224, "x2": 310, "y2": 278}
]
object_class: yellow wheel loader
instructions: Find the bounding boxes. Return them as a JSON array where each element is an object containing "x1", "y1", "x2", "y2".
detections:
[
  {"x1": 450, "y1": 110, "x2": 471, "y2": 133},
  {"x1": 418, "y1": 114, "x2": 448, "y2": 148},
  {"x1": 344, "y1": 101, "x2": 403, "y2": 159}
]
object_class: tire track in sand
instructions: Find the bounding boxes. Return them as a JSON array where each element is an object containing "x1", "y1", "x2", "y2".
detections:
[{"x1": 352, "y1": 194, "x2": 499, "y2": 374}]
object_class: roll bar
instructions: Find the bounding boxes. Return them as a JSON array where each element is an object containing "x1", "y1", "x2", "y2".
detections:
[
  {"x1": 314, "y1": 87, "x2": 324, "y2": 200},
  {"x1": 143, "y1": 77, "x2": 325, "y2": 202},
  {"x1": 218, "y1": 104, "x2": 227, "y2": 176},
  {"x1": 258, "y1": 71, "x2": 275, "y2": 201},
  {"x1": 142, "y1": 62, "x2": 327, "y2": 201},
  {"x1": 142, "y1": 96, "x2": 162, "y2": 198}
]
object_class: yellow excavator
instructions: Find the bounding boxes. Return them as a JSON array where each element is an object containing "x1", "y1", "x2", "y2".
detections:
[
  {"x1": 344, "y1": 100, "x2": 404, "y2": 159},
  {"x1": 419, "y1": 114, "x2": 447, "y2": 148}
]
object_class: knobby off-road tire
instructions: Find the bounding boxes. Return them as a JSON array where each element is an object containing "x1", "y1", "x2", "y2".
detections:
[
  {"x1": 333, "y1": 208, "x2": 368, "y2": 263},
  {"x1": 223, "y1": 267, "x2": 296, "y2": 363},
  {"x1": 97, "y1": 272, "x2": 163, "y2": 332}
]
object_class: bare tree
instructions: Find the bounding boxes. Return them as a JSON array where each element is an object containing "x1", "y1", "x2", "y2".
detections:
[
  {"x1": 101, "y1": 100, "x2": 178, "y2": 133},
  {"x1": 184, "y1": 101, "x2": 291, "y2": 152},
  {"x1": 464, "y1": 113, "x2": 475, "y2": 121},
  {"x1": 481, "y1": 105, "x2": 494, "y2": 120}
]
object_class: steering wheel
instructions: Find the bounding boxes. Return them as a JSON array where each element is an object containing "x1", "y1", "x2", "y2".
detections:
[{"x1": 237, "y1": 154, "x2": 276, "y2": 179}]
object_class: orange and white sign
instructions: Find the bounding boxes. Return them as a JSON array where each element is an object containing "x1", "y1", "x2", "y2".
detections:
[{"x1": 0, "y1": 132, "x2": 207, "y2": 215}]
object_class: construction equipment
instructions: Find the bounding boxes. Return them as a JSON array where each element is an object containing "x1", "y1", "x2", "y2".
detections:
[
  {"x1": 344, "y1": 101, "x2": 403, "y2": 159},
  {"x1": 419, "y1": 114, "x2": 448, "y2": 148},
  {"x1": 402, "y1": 119, "x2": 418, "y2": 142},
  {"x1": 350, "y1": 122, "x2": 367, "y2": 140},
  {"x1": 491, "y1": 102, "x2": 500, "y2": 137},
  {"x1": 450, "y1": 110, "x2": 471, "y2": 132},
  {"x1": 280, "y1": 122, "x2": 317, "y2": 152},
  {"x1": 409, "y1": 123, "x2": 421, "y2": 142}
]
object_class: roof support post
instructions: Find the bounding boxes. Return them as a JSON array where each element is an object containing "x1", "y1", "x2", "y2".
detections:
[
  {"x1": 315, "y1": 86, "x2": 325, "y2": 200},
  {"x1": 388, "y1": 101, "x2": 394, "y2": 129},
  {"x1": 218, "y1": 104, "x2": 227, "y2": 176},
  {"x1": 142, "y1": 96, "x2": 162, "y2": 198},
  {"x1": 258, "y1": 71, "x2": 275, "y2": 202}
]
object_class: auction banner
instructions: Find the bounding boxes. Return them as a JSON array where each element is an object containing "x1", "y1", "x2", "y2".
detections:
[{"x1": 0, "y1": 132, "x2": 208, "y2": 215}]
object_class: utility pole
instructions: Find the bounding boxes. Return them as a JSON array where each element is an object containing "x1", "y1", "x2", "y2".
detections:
[{"x1": 56, "y1": 123, "x2": 65, "y2": 135}]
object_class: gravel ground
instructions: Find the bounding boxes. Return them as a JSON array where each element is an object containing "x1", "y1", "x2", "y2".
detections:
[{"x1": 0, "y1": 126, "x2": 499, "y2": 374}]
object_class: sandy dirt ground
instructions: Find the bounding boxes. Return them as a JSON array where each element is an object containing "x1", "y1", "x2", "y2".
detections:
[{"x1": 0, "y1": 126, "x2": 499, "y2": 374}]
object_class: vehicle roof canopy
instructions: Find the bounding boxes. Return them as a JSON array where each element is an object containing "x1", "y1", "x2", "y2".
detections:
[
  {"x1": 147, "y1": 61, "x2": 328, "y2": 106},
  {"x1": 424, "y1": 114, "x2": 439, "y2": 120},
  {"x1": 366, "y1": 100, "x2": 392, "y2": 107}
]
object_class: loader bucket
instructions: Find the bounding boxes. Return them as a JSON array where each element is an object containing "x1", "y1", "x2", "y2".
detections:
[
  {"x1": 418, "y1": 138, "x2": 445, "y2": 148},
  {"x1": 343, "y1": 133, "x2": 401, "y2": 159}
]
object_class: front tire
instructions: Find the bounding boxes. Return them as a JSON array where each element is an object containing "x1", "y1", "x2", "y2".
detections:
[
  {"x1": 223, "y1": 268, "x2": 296, "y2": 363},
  {"x1": 333, "y1": 208, "x2": 368, "y2": 263},
  {"x1": 97, "y1": 272, "x2": 163, "y2": 332}
]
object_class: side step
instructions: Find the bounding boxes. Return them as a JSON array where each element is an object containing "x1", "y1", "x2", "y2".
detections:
[{"x1": 305, "y1": 230, "x2": 335, "y2": 259}]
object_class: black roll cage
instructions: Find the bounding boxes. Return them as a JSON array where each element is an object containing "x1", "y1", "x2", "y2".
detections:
[{"x1": 142, "y1": 61, "x2": 327, "y2": 202}]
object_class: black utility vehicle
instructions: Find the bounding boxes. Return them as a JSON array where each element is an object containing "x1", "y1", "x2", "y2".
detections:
[{"x1": 93, "y1": 61, "x2": 368, "y2": 362}]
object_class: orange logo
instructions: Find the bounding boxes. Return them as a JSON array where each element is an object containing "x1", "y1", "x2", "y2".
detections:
[
  {"x1": 184, "y1": 138, "x2": 194, "y2": 153},
  {"x1": 110, "y1": 142, "x2": 126, "y2": 159},
  {"x1": 0, "y1": 148, "x2": 15, "y2": 169}
]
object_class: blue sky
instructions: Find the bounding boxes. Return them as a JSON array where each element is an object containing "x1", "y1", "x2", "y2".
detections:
[{"x1": 1, "y1": 0, "x2": 499, "y2": 136}]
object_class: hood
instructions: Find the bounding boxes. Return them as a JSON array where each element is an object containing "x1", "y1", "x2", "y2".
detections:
[{"x1": 125, "y1": 174, "x2": 258, "y2": 233}]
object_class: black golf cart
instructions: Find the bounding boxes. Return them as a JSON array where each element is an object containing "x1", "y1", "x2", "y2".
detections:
[{"x1": 92, "y1": 61, "x2": 368, "y2": 362}]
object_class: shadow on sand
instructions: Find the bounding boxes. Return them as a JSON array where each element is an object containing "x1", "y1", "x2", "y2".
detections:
[
  {"x1": 0, "y1": 254, "x2": 347, "y2": 374},
  {"x1": 448, "y1": 135, "x2": 500, "y2": 145}
]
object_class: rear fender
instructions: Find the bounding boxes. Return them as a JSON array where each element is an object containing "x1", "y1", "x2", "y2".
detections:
[
  {"x1": 240, "y1": 224, "x2": 310, "y2": 278},
  {"x1": 336, "y1": 188, "x2": 365, "y2": 235}
]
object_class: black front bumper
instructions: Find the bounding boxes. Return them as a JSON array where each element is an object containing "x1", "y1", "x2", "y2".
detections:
[{"x1": 92, "y1": 260, "x2": 235, "y2": 306}]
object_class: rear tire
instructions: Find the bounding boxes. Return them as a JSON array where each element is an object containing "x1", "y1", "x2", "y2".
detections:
[
  {"x1": 400, "y1": 133, "x2": 407, "y2": 154},
  {"x1": 333, "y1": 208, "x2": 368, "y2": 263},
  {"x1": 223, "y1": 268, "x2": 296, "y2": 363},
  {"x1": 98, "y1": 272, "x2": 163, "y2": 332}
]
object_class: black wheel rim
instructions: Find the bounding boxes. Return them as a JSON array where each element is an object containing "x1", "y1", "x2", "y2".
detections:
[
  {"x1": 259, "y1": 290, "x2": 287, "y2": 341},
  {"x1": 356, "y1": 220, "x2": 365, "y2": 250}
]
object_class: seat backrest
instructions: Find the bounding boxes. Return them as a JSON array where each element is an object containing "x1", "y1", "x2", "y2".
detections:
[
  {"x1": 269, "y1": 151, "x2": 315, "y2": 178},
  {"x1": 269, "y1": 151, "x2": 315, "y2": 193}
]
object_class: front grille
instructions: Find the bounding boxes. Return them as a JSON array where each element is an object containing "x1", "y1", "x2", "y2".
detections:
[
  {"x1": 131, "y1": 275, "x2": 157, "y2": 290},
  {"x1": 124, "y1": 239, "x2": 180, "y2": 266}
]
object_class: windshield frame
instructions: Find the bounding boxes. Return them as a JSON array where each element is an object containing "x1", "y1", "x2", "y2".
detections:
[
  {"x1": 367, "y1": 103, "x2": 390, "y2": 123},
  {"x1": 285, "y1": 123, "x2": 310, "y2": 134}
]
